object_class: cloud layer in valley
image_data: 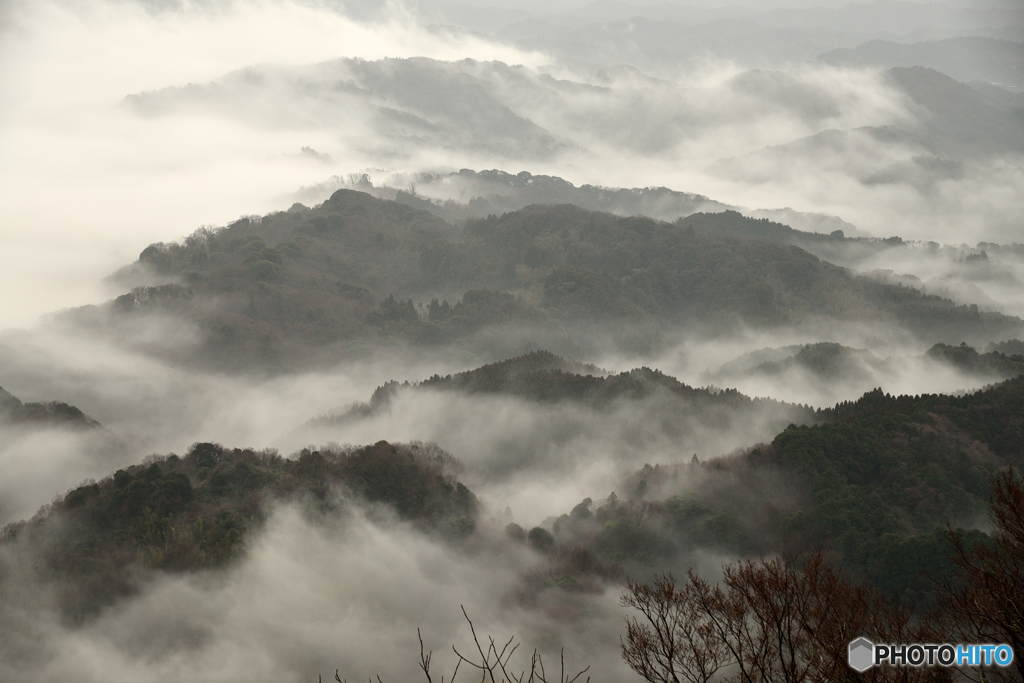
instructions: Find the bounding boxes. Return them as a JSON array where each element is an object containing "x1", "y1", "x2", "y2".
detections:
[{"x1": 0, "y1": 500, "x2": 629, "y2": 682}]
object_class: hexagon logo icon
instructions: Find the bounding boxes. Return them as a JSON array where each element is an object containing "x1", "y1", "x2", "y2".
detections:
[{"x1": 849, "y1": 637, "x2": 874, "y2": 672}]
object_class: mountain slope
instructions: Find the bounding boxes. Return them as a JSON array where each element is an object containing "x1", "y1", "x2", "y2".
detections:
[
  {"x1": 536, "y1": 374, "x2": 1024, "y2": 604},
  {"x1": 319, "y1": 169, "x2": 732, "y2": 224},
  {"x1": 885, "y1": 66, "x2": 1024, "y2": 158},
  {"x1": 311, "y1": 350, "x2": 817, "y2": 431},
  {"x1": 0, "y1": 386, "x2": 101, "y2": 429},
  {"x1": 0, "y1": 440, "x2": 477, "y2": 623},
  {"x1": 819, "y1": 37, "x2": 1024, "y2": 88},
  {"x1": 93, "y1": 192, "x2": 1023, "y2": 370}
]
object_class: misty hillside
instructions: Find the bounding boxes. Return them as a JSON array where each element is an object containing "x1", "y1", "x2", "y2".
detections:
[
  {"x1": 536, "y1": 372, "x2": 1024, "y2": 605},
  {"x1": 316, "y1": 168, "x2": 732, "y2": 224},
  {"x1": 125, "y1": 57, "x2": 573, "y2": 161},
  {"x1": 93, "y1": 191, "x2": 1024, "y2": 370},
  {"x1": 320, "y1": 169, "x2": 875, "y2": 245},
  {"x1": 0, "y1": 386, "x2": 100, "y2": 429},
  {"x1": 0, "y1": 440, "x2": 478, "y2": 623},
  {"x1": 820, "y1": 36, "x2": 1024, "y2": 88},
  {"x1": 124, "y1": 53, "x2": 1020, "y2": 170},
  {"x1": 307, "y1": 350, "x2": 818, "y2": 438},
  {"x1": 708, "y1": 340, "x2": 1024, "y2": 385},
  {"x1": 10, "y1": 364, "x2": 1020, "y2": 633},
  {"x1": 323, "y1": 171, "x2": 1024, "y2": 319},
  {"x1": 716, "y1": 65, "x2": 1024, "y2": 191},
  {"x1": 884, "y1": 66, "x2": 1024, "y2": 158}
]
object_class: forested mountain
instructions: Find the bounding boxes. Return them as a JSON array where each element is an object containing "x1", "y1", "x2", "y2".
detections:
[
  {"x1": 91, "y1": 191, "x2": 1022, "y2": 371},
  {"x1": 307, "y1": 350, "x2": 818, "y2": 437},
  {"x1": 707, "y1": 340, "x2": 1024, "y2": 386},
  {"x1": 530, "y1": 374, "x2": 1024, "y2": 606},
  {"x1": 10, "y1": 361, "x2": 1020, "y2": 633},
  {"x1": 325, "y1": 171, "x2": 1024, "y2": 319},
  {"x1": 0, "y1": 440, "x2": 477, "y2": 623},
  {"x1": 318, "y1": 169, "x2": 732, "y2": 224},
  {"x1": 0, "y1": 386, "x2": 100, "y2": 429}
]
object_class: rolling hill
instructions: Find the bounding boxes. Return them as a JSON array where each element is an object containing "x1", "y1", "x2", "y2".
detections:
[{"x1": 88, "y1": 191, "x2": 1023, "y2": 371}]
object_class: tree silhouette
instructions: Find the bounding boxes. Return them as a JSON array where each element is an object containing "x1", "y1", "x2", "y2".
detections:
[{"x1": 938, "y1": 468, "x2": 1024, "y2": 683}]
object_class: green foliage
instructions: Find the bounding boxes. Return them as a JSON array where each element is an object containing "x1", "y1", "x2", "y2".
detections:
[
  {"x1": 505, "y1": 522, "x2": 526, "y2": 542},
  {"x1": 528, "y1": 526, "x2": 554, "y2": 552},
  {"x1": 759, "y1": 375, "x2": 1024, "y2": 601}
]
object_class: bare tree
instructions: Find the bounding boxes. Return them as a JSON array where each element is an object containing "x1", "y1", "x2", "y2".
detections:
[
  {"x1": 621, "y1": 573, "x2": 730, "y2": 683},
  {"x1": 938, "y1": 468, "x2": 1024, "y2": 683},
  {"x1": 327, "y1": 606, "x2": 590, "y2": 683},
  {"x1": 627, "y1": 501, "x2": 660, "y2": 529},
  {"x1": 622, "y1": 552, "x2": 949, "y2": 683}
]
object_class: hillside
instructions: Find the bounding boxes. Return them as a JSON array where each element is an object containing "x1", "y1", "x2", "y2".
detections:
[
  {"x1": 709, "y1": 340, "x2": 1024, "y2": 385},
  {"x1": 884, "y1": 66, "x2": 1024, "y2": 159},
  {"x1": 0, "y1": 386, "x2": 100, "y2": 429},
  {"x1": 531, "y1": 374, "x2": 1024, "y2": 606},
  {"x1": 309, "y1": 169, "x2": 732, "y2": 224},
  {"x1": 715, "y1": 66, "x2": 1024, "y2": 204},
  {"x1": 819, "y1": 37, "x2": 1024, "y2": 88},
  {"x1": 92, "y1": 192, "x2": 1023, "y2": 370},
  {"x1": 0, "y1": 440, "x2": 478, "y2": 623},
  {"x1": 126, "y1": 57, "x2": 567, "y2": 161},
  {"x1": 309, "y1": 350, "x2": 818, "y2": 437}
]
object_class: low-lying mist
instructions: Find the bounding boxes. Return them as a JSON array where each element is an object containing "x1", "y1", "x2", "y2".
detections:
[
  {"x1": 294, "y1": 386, "x2": 806, "y2": 526},
  {"x1": 0, "y1": 499, "x2": 628, "y2": 682}
]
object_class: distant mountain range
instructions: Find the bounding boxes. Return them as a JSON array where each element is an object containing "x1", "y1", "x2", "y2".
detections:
[
  {"x1": 714, "y1": 66, "x2": 1024, "y2": 188},
  {"x1": 706, "y1": 340, "x2": 1024, "y2": 386},
  {"x1": 126, "y1": 55, "x2": 1024, "y2": 208},
  {"x1": 424, "y1": 1, "x2": 1023, "y2": 73},
  {"x1": 820, "y1": 36, "x2": 1024, "y2": 88}
]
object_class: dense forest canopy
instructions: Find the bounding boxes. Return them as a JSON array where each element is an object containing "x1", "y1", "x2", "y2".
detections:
[
  {"x1": 0, "y1": 440, "x2": 477, "y2": 623},
  {"x1": 522, "y1": 372, "x2": 1024, "y2": 609},
  {"x1": 87, "y1": 190, "x2": 1023, "y2": 372}
]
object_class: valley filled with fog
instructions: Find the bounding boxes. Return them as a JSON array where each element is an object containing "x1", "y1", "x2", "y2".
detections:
[{"x1": 1, "y1": 0, "x2": 1022, "y2": 681}]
